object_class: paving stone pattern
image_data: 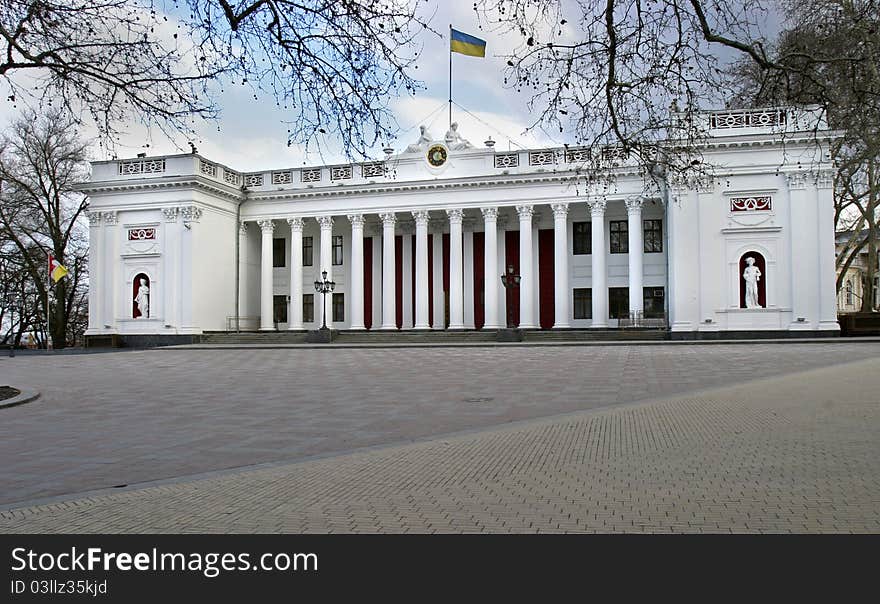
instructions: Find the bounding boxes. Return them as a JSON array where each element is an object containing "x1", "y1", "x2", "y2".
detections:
[
  {"x1": 1, "y1": 355, "x2": 878, "y2": 533},
  {"x1": 0, "y1": 343, "x2": 878, "y2": 512}
]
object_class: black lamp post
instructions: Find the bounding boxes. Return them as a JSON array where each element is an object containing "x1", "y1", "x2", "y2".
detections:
[
  {"x1": 313, "y1": 270, "x2": 335, "y2": 330},
  {"x1": 500, "y1": 264, "x2": 521, "y2": 328}
]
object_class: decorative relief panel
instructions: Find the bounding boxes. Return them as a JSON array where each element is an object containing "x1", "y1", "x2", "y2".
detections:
[
  {"x1": 528, "y1": 150, "x2": 556, "y2": 166},
  {"x1": 128, "y1": 227, "x2": 157, "y2": 240},
  {"x1": 271, "y1": 171, "x2": 293, "y2": 185},
  {"x1": 730, "y1": 196, "x2": 771, "y2": 212},
  {"x1": 118, "y1": 158, "x2": 165, "y2": 175},
  {"x1": 709, "y1": 109, "x2": 786, "y2": 129},
  {"x1": 124, "y1": 224, "x2": 159, "y2": 255},
  {"x1": 223, "y1": 169, "x2": 241, "y2": 186},
  {"x1": 244, "y1": 173, "x2": 264, "y2": 187},
  {"x1": 301, "y1": 168, "x2": 322, "y2": 183},
  {"x1": 361, "y1": 162, "x2": 385, "y2": 178},
  {"x1": 565, "y1": 148, "x2": 591, "y2": 163},
  {"x1": 331, "y1": 165, "x2": 353, "y2": 181},
  {"x1": 199, "y1": 160, "x2": 217, "y2": 177},
  {"x1": 494, "y1": 153, "x2": 519, "y2": 168}
]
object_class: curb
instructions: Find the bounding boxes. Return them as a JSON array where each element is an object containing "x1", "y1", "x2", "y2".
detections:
[{"x1": 0, "y1": 387, "x2": 41, "y2": 410}]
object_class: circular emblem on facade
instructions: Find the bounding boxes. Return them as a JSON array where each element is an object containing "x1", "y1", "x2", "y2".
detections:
[{"x1": 427, "y1": 144, "x2": 448, "y2": 167}]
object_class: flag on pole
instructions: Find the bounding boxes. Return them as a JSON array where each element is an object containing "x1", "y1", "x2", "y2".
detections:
[
  {"x1": 49, "y1": 253, "x2": 68, "y2": 283},
  {"x1": 450, "y1": 29, "x2": 487, "y2": 57}
]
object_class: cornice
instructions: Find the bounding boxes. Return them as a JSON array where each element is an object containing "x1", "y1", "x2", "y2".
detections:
[{"x1": 75, "y1": 175, "x2": 245, "y2": 201}]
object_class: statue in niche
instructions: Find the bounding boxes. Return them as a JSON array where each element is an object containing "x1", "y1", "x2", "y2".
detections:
[
  {"x1": 404, "y1": 125, "x2": 433, "y2": 153},
  {"x1": 743, "y1": 257, "x2": 762, "y2": 308},
  {"x1": 134, "y1": 276, "x2": 150, "y2": 318},
  {"x1": 444, "y1": 122, "x2": 473, "y2": 150}
]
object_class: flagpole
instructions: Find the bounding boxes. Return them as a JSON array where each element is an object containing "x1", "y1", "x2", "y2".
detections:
[
  {"x1": 448, "y1": 23, "x2": 453, "y2": 129},
  {"x1": 46, "y1": 252, "x2": 51, "y2": 351}
]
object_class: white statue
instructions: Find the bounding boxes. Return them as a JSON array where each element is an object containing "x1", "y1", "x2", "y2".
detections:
[
  {"x1": 444, "y1": 122, "x2": 473, "y2": 150},
  {"x1": 743, "y1": 257, "x2": 762, "y2": 308},
  {"x1": 404, "y1": 125, "x2": 432, "y2": 153},
  {"x1": 134, "y1": 278, "x2": 150, "y2": 318}
]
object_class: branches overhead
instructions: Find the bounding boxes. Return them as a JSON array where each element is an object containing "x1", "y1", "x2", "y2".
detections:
[
  {"x1": 0, "y1": 0, "x2": 221, "y2": 147},
  {"x1": 179, "y1": 0, "x2": 434, "y2": 158},
  {"x1": 0, "y1": 0, "x2": 434, "y2": 158},
  {"x1": 473, "y1": 0, "x2": 777, "y2": 179}
]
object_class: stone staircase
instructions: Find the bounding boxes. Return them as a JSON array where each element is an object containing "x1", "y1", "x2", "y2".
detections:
[
  {"x1": 199, "y1": 331, "x2": 310, "y2": 344},
  {"x1": 523, "y1": 329, "x2": 668, "y2": 342},
  {"x1": 197, "y1": 328, "x2": 668, "y2": 344},
  {"x1": 334, "y1": 330, "x2": 498, "y2": 344}
]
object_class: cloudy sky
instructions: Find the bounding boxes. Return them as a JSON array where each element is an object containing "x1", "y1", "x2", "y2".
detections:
[{"x1": 0, "y1": 1, "x2": 778, "y2": 173}]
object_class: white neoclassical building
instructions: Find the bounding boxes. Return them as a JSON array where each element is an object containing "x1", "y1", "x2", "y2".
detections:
[{"x1": 80, "y1": 106, "x2": 840, "y2": 345}]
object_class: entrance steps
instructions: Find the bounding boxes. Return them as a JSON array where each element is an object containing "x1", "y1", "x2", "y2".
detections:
[
  {"x1": 199, "y1": 329, "x2": 668, "y2": 344},
  {"x1": 200, "y1": 331, "x2": 310, "y2": 344}
]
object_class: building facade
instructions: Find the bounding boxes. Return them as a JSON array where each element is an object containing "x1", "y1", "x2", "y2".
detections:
[
  {"x1": 836, "y1": 231, "x2": 880, "y2": 313},
  {"x1": 80, "y1": 106, "x2": 840, "y2": 344}
]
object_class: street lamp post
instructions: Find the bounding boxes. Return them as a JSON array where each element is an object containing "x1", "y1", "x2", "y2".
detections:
[
  {"x1": 313, "y1": 269, "x2": 335, "y2": 331},
  {"x1": 500, "y1": 264, "x2": 521, "y2": 328}
]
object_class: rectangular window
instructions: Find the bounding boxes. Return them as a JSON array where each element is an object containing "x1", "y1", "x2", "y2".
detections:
[
  {"x1": 303, "y1": 294, "x2": 314, "y2": 323},
  {"x1": 643, "y1": 287, "x2": 665, "y2": 319},
  {"x1": 573, "y1": 222, "x2": 591, "y2": 255},
  {"x1": 272, "y1": 238, "x2": 286, "y2": 267},
  {"x1": 643, "y1": 219, "x2": 663, "y2": 253},
  {"x1": 609, "y1": 221, "x2": 628, "y2": 254},
  {"x1": 303, "y1": 236, "x2": 313, "y2": 267},
  {"x1": 573, "y1": 288, "x2": 592, "y2": 319},
  {"x1": 273, "y1": 295, "x2": 288, "y2": 324},
  {"x1": 333, "y1": 292, "x2": 345, "y2": 322},
  {"x1": 332, "y1": 235, "x2": 344, "y2": 266},
  {"x1": 609, "y1": 287, "x2": 629, "y2": 319}
]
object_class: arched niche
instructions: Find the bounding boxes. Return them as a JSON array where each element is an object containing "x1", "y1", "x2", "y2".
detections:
[
  {"x1": 133, "y1": 272, "x2": 151, "y2": 318},
  {"x1": 739, "y1": 252, "x2": 766, "y2": 309}
]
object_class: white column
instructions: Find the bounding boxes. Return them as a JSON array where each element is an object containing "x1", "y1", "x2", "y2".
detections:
[
  {"x1": 287, "y1": 217, "x2": 304, "y2": 330},
  {"x1": 551, "y1": 202, "x2": 570, "y2": 328},
  {"x1": 589, "y1": 198, "x2": 608, "y2": 327},
  {"x1": 317, "y1": 215, "x2": 334, "y2": 329},
  {"x1": 236, "y1": 220, "x2": 249, "y2": 324},
  {"x1": 86, "y1": 211, "x2": 102, "y2": 333},
  {"x1": 102, "y1": 211, "x2": 118, "y2": 329},
  {"x1": 481, "y1": 207, "x2": 500, "y2": 329},
  {"x1": 348, "y1": 214, "x2": 366, "y2": 330},
  {"x1": 447, "y1": 209, "x2": 465, "y2": 329},
  {"x1": 626, "y1": 196, "x2": 645, "y2": 317},
  {"x1": 413, "y1": 211, "x2": 430, "y2": 329},
  {"x1": 517, "y1": 205, "x2": 536, "y2": 328},
  {"x1": 380, "y1": 212, "x2": 397, "y2": 329},
  {"x1": 401, "y1": 231, "x2": 413, "y2": 329},
  {"x1": 258, "y1": 219, "x2": 275, "y2": 331},
  {"x1": 432, "y1": 227, "x2": 444, "y2": 329}
]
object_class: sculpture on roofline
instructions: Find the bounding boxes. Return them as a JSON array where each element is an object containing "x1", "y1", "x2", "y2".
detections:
[
  {"x1": 444, "y1": 122, "x2": 473, "y2": 150},
  {"x1": 404, "y1": 125, "x2": 433, "y2": 153}
]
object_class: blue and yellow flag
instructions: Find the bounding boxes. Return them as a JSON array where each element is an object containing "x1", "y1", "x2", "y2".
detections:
[{"x1": 450, "y1": 29, "x2": 486, "y2": 58}]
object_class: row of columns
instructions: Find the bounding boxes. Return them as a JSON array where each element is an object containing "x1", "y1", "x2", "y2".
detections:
[{"x1": 253, "y1": 197, "x2": 647, "y2": 331}]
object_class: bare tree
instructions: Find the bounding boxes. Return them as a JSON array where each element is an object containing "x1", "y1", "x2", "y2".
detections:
[
  {"x1": 0, "y1": 109, "x2": 90, "y2": 348},
  {"x1": 472, "y1": 1, "x2": 788, "y2": 181},
  {"x1": 0, "y1": 0, "x2": 433, "y2": 158}
]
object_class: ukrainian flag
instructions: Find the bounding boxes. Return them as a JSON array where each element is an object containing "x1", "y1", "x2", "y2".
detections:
[{"x1": 450, "y1": 28, "x2": 487, "y2": 58}]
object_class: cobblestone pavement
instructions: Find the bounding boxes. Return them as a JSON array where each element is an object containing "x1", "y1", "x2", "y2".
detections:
[
  {"x1": 0, "y1": 342, "x2": 878, "y2": 508},
  {"x1": 1, "y1": 355, "x2": 878, "y2": 533}
]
